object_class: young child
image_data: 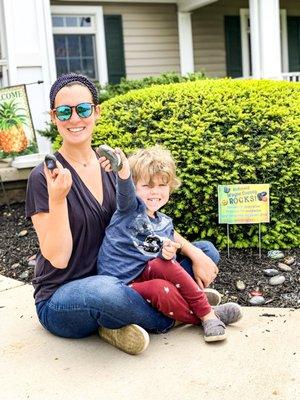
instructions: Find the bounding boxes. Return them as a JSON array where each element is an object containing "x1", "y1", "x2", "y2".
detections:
[{"x1": 97, "y1": 145, "x2": 242, "y2": 342}]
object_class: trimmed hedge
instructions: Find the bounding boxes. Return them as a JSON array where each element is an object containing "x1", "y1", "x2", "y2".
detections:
[{"x1": 63, "y1": 79, "x2": 300, "y2": 249}]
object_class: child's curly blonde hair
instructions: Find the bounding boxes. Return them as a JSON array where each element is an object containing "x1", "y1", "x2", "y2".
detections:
[{"x1": 128, "y1": 145, "x2": 181, "y2": 193}]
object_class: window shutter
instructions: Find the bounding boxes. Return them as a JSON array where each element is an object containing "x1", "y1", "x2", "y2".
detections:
[
  {"x1": 104, "y1": 15, "x2": 126, "y2": 84},
  {"x1": 287, "y1": 17, "x2": 300, "y2": 72},
  {"x1": 224, "y1": 16, "x2": 243, "y2": 78}
]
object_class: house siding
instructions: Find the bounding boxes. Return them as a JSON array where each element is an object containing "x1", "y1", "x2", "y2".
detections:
[
  {"x1": 192, "y1": 0, "x2": 248, "y2": 78},
  {"x1": 103, "y1": 3, "x2": 180, "y2": 79},
  {"x1": 192, "y1": 0, "x2": 300, "y2": 78},
  {"x1": 281, "y1": 0, "x2": 300, "y2": 15}
]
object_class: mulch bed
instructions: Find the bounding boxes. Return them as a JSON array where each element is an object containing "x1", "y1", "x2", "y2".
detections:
[{"x1": 0, "y1": 202, "x2": 299, "y2": 309}]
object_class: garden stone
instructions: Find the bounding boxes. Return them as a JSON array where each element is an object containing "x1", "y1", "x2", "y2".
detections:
[
  {"x1": 277, "y1": 263, "x2": 292, "y2": 272},
  {"x1": 263, "y1": 269, "x2": 279, "y2": 277},
  {"x1": 19, "y1": 271, "x2": 29, "y2": 279},
  {"x1": 28, "y1": 259, "x2": 36, "y2": 268},
  {"x1": 269, "y1": 275, "x2": 285, "y2": 286},
  {"x1": 283, "y1": 256, "x2": 295, "y2": 265},
  {"x1": 249, "y1": 296, "x2": 265, "y2": 306},
  {"x1": 267, "y1": 250, "x2": 284, "y2": 260},
  {"x1": 18, "y1": 230, "x2": 28, "y2": 237},
  {"x1": 11, "y1": 263, "x2": 20, "y2": 269},
  {"x1": 235, "y1": 280, "x2": 246, "y2": 291}
]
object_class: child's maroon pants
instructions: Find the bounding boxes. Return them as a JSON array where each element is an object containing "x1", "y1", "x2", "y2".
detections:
[{"x1": 130, "y1": 258, "x2": 211, "y2": 324}]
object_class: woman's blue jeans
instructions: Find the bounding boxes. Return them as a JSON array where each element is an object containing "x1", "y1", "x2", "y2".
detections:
[{"x1": 36, "y1": 240, "x2": 220, "y2": 338}]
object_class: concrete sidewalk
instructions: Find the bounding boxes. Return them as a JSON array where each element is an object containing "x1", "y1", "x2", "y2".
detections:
[{"x1": 1, "y1": 275, "x2": 299, "y2": 400}]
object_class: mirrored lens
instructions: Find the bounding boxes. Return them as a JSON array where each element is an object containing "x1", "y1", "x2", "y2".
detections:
[
  {"x1": 76, "y1": 103, "x2": 93, "y2": 118},
  {"x1": 55, "y1": 105, "x2": 72, "y2": 121}
]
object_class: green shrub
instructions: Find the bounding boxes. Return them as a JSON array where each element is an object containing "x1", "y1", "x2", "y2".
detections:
[
  {"x1": 90, "y1": 78, "x2": 300, "y2": 249},
  {"x1": 97, "y1": 71, "x2": 206, "y2": 102}
]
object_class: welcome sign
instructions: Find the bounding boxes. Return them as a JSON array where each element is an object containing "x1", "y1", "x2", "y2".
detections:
[
  {"x1": 0, "y1": 84, "x2": 36, "y2": 157},
  {"x1": 218, "y1": 184, "x2": 270, "y2": 224}
]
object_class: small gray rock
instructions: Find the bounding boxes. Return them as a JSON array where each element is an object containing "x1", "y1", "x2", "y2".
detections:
[
  {"x1": 28, "y1": 259, "x2": 36, "y2": 268},
  {"x1": 269, "y1": 275, "x2": 285, "y2": 286},
  {"x1": 263, "y1": 269, "x2": 279, "y2": 277},
  {"x1": 236, "y1": 280, "x2": 246, "y2": 291},
  {"x1": 18, "y1": 230, "x2": 28, "y2": 237},
  {"x1": 19, "y1": 271, "x2": 29, "y2": 279},
  {"x1": 11, "y1": 263, "x2": 20, "y2": 269},
  {"x1": 277, "y1": 263, "x2": 292, "y2": 272},
  {"x1": 249, "y1": 296, "x2": 265, "y2": 306}
]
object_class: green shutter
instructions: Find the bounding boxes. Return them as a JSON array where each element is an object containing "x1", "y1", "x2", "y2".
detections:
[
  {"x1": 104, "y1": 15, "x2": 126, "y2": 84},
  {"x1": 224, "y1": 16, "x2": 243, "y2": 78},
  {"x1": 287, "y1": 17, "x2": 300, "y2": 72}
]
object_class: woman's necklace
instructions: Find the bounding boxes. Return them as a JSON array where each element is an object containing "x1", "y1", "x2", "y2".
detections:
[{"x1": 62, "y1": 150, "x2": 94, "y2": 167}]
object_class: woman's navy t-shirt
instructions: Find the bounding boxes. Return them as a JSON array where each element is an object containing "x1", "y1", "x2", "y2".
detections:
[{"x1": 25, "y1": 152, "x2": 116, "y2": 304}]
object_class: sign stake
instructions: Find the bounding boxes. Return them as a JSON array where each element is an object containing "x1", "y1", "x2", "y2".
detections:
[
  {"x1": 258, "y1": 223, "x2": 262, "y2": 258},
  {"x1": 227, "y1": 223, "x2": 230, "y2": 258}
]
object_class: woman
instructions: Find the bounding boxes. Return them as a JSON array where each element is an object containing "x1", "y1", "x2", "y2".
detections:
[{"x1": 26, "y1": 73, "x2": 220, "y2": 355}]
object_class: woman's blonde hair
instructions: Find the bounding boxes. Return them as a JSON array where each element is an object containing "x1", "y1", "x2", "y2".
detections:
[{"x1": 128, "y1": 145, "x2": 181, "y2": 193}]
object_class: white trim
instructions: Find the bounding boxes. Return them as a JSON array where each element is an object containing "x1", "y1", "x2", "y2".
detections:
[
  {"x1": 177, "y1": 12, "x2": 194, "y2": 75},
  {"x1": 0, "y1": 0, "x2": 8, "y2": 86},
  {"x1": 249, "y1": 0, "x2": 261, "y2": 78},
  {"x1": 240, "y1": 9, "x2": 250, "y2": 77},
  {"x1": 281, "y1": 9, "x2": 288, "y2": 72},
  {"x1": 51, "y1": 5, "x2": 108, "y2": 85},
  {"x1": 178, "y1": 0, "x2": 217, "y2": 12},
  {"x1": 2, "y1": 0, "x2": 17, "y2": 83}
]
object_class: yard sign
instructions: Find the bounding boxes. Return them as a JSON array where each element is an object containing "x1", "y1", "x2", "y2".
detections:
[{"x1": 218, "y1": 184, "x2": 270, "y2": 257}]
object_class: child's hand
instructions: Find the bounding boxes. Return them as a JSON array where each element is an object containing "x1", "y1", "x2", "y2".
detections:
[
  {"x1": 99, "y1": 147, "x2": 130, "y2": 179},
  {"x1": 161, "y1": 239, "x2": 181, "y2": 260}
]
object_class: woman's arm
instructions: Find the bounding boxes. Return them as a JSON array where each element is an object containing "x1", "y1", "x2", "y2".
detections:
[
  {"x1": 32, "y1": 162, "x2": 73, "y2": 269},
  {"x1": 174, "y1": 230, "x2": 219, "y2": 289}
]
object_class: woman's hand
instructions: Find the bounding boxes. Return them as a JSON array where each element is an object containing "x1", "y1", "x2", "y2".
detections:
[
  {"x1": 191, "y1": 249, "x2": 219, "y2": 289},
  {"x1": 161, "y1": 239, "x2": 181, "y2": 260},
  {"x1": 44, "y1": 160, "x2": 72, "y2": 204}
]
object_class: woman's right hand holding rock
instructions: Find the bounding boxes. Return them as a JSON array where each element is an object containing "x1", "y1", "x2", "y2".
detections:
[{"x1": 44, "y1": 160, "x2": 72, "y2": 203}]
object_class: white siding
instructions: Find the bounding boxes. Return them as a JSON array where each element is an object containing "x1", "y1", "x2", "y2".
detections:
[{"x1": 103, "y1": 3, "x2": 180, "y2": 79}]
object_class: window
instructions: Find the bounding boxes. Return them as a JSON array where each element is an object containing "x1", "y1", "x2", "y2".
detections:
[{"x1": 51, "y1": 6, "x2": 108, "y2": 84}]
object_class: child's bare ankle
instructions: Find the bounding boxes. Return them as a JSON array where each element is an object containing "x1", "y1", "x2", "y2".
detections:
[{"x1": 201, "y1": 310, "x2": 217, "y2": 322}]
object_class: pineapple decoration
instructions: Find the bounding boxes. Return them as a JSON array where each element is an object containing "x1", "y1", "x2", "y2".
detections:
[{"x1": 0, "y1": 99, "x2": 28, "y2": 154}]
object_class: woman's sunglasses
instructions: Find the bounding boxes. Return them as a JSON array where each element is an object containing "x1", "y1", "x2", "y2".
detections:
[{"x1": 53, "y1": 102, "x2": 95, "y2": 121}]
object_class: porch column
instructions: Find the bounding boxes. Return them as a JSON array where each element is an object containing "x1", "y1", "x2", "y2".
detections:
[
  {"x1": 249, "y1": 0, "x2": 281, "y2": 79},
  {"x1": 177, "y1": 12, "x2": 194, "y2": 75}
]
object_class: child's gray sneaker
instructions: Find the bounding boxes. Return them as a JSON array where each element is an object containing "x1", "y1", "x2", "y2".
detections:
[
  {"x1": 98, "y1": 324, "x2": 149, "y2": 355},
  {"x1": 202, "y1": 319, "x2": 226, "y2": 342},
  {"x1": 214, "y1": 302, "x2": 243, "y2": 325},
  {"x1": 204, "y1": 288, "x2": 222, "y2": 306}
]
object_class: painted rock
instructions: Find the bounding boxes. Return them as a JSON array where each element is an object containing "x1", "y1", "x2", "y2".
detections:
[
  {"x1": 249, "y1": 296, "x2": 265, "y2": 306},
  {"x1": 277, "y1": 263, "x2": 292, "y2": 272},
  {"x1": 267, "y1": 250, "x2": 284, "y2": 260},
  {"x1": 269, "y1": 275, "x2": 285, "y2": 286},
  {"x1": 263, "y1": 269, "x2": 280, "y2": 277},
  {"x1": 283, "y1": 256, "x2": 296, "y2": 265},
  {"x1": 250, "y1": 290, "x2": 263, "y2": 296}
]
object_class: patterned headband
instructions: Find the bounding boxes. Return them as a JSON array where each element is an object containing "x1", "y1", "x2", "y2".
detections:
[{"x1": 49, "y1": 73, "x2": 98, "y2": 109}]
